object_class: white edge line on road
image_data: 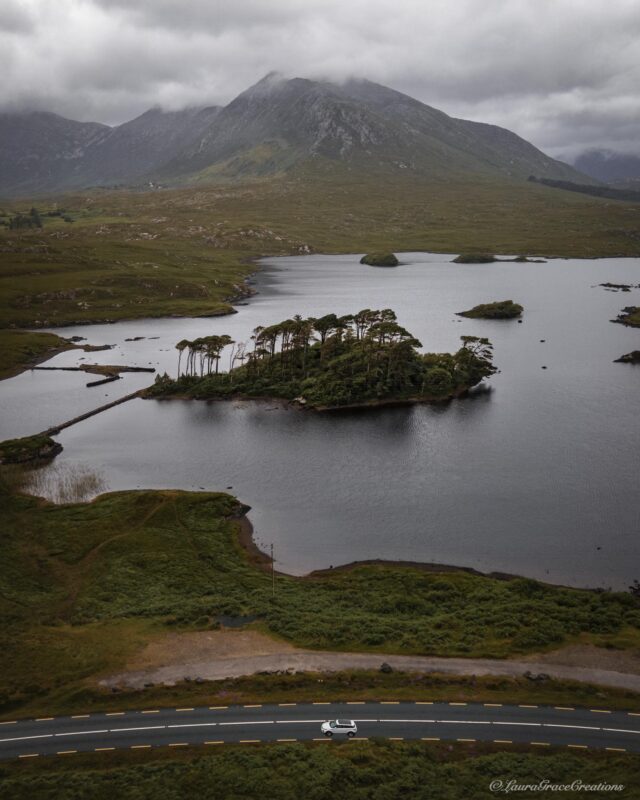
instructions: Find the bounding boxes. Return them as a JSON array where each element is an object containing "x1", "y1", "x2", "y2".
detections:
[
  {"x1": 218, "y1": 721, "x2": 275, "y2": 726},
  {"x1": 602, "y1": 728, "x2": 640, "y2": 735},
  {"x1": 167, "y1": 723, "x2": 219, "y2": 729},
  {"x1": 55, "y1": 730, "x2": 108, "y2": 737},
  {"x1": 110, "y1": 726, "x2": 166, "y2": 733},
  {"x1": 493, "y1": 722, "x2": 541, "y2": 727},
  {"x1": 1, "y1": 734, "x2": 53, "y2": 744},
  {"x1": 543, "y1": 724, "x2": 601, "y2": 731}
]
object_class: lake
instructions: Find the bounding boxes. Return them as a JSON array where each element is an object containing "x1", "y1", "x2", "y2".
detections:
[{"x1": 1, "y1": 252, "x2": 639, "y2": 589}]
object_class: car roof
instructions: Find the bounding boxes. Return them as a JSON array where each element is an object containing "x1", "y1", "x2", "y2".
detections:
[{"x1": 336, "y1": 719, "x2": 355, "y2": 725}]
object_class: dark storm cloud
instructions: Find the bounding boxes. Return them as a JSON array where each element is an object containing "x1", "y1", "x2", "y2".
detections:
[{"x1": 1, "y1": 0, "x2": 639, "y2": 157}]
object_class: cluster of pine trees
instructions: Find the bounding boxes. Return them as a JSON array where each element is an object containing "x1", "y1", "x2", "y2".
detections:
[{"x1": 151, "y1": 309, "x2": 497, "y2": 408}]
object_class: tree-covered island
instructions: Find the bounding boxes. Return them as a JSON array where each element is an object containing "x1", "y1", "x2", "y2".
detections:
[
  {"x1": 457, "y1": 300, "x2": 524, "y2": 319},
  {"x1": 147, "y1": 309, "x2": 497, "y2": 409}
]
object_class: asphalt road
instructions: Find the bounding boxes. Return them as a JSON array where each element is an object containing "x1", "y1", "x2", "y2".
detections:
[{"x1": 2, "y1": 701, "x2": 639, "y2": 761}]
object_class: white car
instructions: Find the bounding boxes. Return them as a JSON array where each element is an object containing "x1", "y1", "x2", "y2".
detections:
[{"x1": 321, "y1": 719, "x2": 358, "y2": 737}]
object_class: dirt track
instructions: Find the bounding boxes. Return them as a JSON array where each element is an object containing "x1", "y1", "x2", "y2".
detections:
[{"x1": 101, "y1": 630, "x2": 640, "y2": 692}]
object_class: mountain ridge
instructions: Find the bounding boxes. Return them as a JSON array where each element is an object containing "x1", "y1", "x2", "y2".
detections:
[{"x1": 0, "y1": 74, "x2": 591, "y2": 196}]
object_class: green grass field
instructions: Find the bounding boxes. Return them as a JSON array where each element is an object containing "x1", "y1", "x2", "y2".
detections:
[
  {"x1": 2, "y1": 482, "x2": 639, "y2": 718},
  {"x1": 0, "y1": 741, "x2": 637, "y2": 800}
]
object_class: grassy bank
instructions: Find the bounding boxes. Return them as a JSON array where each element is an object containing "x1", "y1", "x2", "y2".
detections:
[
  {"x1": 0, "y1": 741, "x2": 637, "y2": 800},
  {"x1": 0, "y1": 330, "x2": 74, "y2": 379},
  {"x1": 1, "y1": 484, "x2": 639, "y2": 718}
]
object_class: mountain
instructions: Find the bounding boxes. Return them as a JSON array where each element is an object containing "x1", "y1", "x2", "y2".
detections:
[
  {"x1": 77, "y1": 105, "x2": 221, "y2": 187},
  {"x1": 0, "y1": 74, "x2": 590, "y2": 196},
  {"x1": 573, "y1": 149, "x2": 640, "y2": 185},
  {"x1": 160, "y1": 73, "x2": 586, "y2": 183},
  {"x1": 0, "y1": 111, "x2": 108, "y2": 195}
]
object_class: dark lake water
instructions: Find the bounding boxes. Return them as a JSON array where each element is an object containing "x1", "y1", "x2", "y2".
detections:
[{"x1": 2, "y1": 252, "x2": 639, "y2": 588}]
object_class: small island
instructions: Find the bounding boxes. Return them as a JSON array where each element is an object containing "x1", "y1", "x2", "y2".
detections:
[
  {"x1": 0, "y1": 433, "x2": 62, "y2": 464},
  {"x1": 360, "y1": 252, "x2": 399, "y2": 267},
  {"x1": 456, "y1": 300, "x2": 523, "y2": 319},
  {"x1": 452, "y1": 253, "x2": 496, "y2": 263},
  {"x1": 614, "y1": 351, "x2": 640, "y2": 364},
  {"x1": 147, "y1": 309, "x2": 497, "y2": 409},
  {"x1": 612, "y1": 306, "x2": 640, "y2": 328}
]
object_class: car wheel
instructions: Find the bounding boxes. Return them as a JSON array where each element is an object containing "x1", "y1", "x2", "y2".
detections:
[
  {"x1": 325, "y1": 732, "x2": 332, "y2": 737},
  {"x1": 347, "y1": 732, "x2": 355, "y2": 738}
]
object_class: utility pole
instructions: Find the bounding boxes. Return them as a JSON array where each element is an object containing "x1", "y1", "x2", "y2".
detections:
[{"x1": 270, "y1": 543, "x2": 275, "y2": 598}]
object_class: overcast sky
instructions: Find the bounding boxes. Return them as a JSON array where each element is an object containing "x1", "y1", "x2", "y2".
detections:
[{"x1": 2, "y1": 0, "x2": 639, "y2": 158}]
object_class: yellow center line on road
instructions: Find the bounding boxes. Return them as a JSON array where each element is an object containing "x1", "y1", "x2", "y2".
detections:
[
  {"x1": 278, "y1": 703, "x2": 296, "y2": 707},
  {"x1": 168, "y1": 743, "x2": 189, "y2": 747},
  {"x1": 19, "y1": 754, "x2": 39, "y2": 759},
  {"x1": 494, "y1": 740, "x2": 512, "y2": 744},
  {"x1": 484, "y1": 703, "x2": 502, "y2": 707},
  {"x1": 277, "y1": 738, "x2": 297, "y2": 742},
  {"x1": 628, "y1": 712, "x2": 640, "y2": 717},
  {"x1": 141, "y1": 710, "x2": 159, "y2": 714},
  {"x1": 71, "y1": 715, "x2": 90, "y2": 719},
  {"x1": 243, "y1": 705, "x2": 262, "y2": 708},
  {"x1": 380, "y1": 702, "x2": 399, "y2": 705},
  {"x1": 106, "y1": 712, "x2": 125, "y2": 717},
  {"x1": 209, "y1": 706, "x2": 228, "y2": 710},
  {"x1": 36, "y1": 717, "x2": 54, "y2": 722},
  {"x1": 568, "y1": 744, "x2": 588, "y2": 749},
  {"x1": 416, "y1": 702, "x2": 433, "y2": 705},
  {"x1": 606, "y1": 747, "x2": 626, "y2": 752},
  {"x1": 421, "y1": 737, "x2": 440, "y2": 741},
  {"x1": 57, "y1": 750, "x2": 77, "y2": 755},
  {"x1": 554, "y1": 707, "x2": 574, "y2": 711},
  {"x1": 519, "y1": 705, "x2": 538, "y2": 709},
  {"x1": 0, "y1": 721, "x2": 17, "y2": 725},
  {"x1": 176, "y1": 708, "x2": 194, "y2": 712},
  {"x1": 352, "y1": 737, "x2": 369, "y2": 740},
  {"x1": 457, "y1": 738, "x2": 475, "y2": 743},
  {"x1": 389, "y1": 737, "x2": 404, "y2": 740},
  {"x1": 205, "y1": 741, "x2": 224, "y2": 745},
  {"x1": 95, "y1": 747, "x2": 115, "y2": 752},
  {"x1": 312, "y1": 702, "x2": 330, "y2": 705},
  {"x1": 530, "y1": 742, "x2": 550, "y2": 746},
  {"x1": 240, "y1": 739, "x2": 261, "y2": 743},
  {"x1": 590, "y1": 709, "x2": 611, "y2": 714},
  {"x1": 449, "y1": 703, "x2": 467, "y2": 706},
  {"x1": 131, "y1": 745, "x2": 151, "y2": 749}
]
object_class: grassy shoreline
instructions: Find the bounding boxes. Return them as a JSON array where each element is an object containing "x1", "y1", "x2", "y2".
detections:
[
  {"x1": 1, "y1": 485, "x2": 639, "y2": 720},
  {"x1": 2, "y1": 175, "x2": 640, "y2": 372}
]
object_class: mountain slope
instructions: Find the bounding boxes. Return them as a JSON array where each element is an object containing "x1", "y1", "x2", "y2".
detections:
[
  {"x1": 79, "y1": 105, "x2": 221, "y2": 186},
  {"x1": 162, "y1": 74, "x2": 589, "y2": 184},
  {"x1": 0, "y1": 74, "x2": 591, "y2": 196},
  {"x1": 0, "y1": 111, "x2": 108, "y2": 196}
]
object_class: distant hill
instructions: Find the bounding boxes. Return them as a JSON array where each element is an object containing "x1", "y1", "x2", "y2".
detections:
[
  {"x1": 0, "y1": 74, "x2": 592, "y2": 196},
  {"x1": 573, "y1": 149, "x2": 640, "y2": 185}
]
